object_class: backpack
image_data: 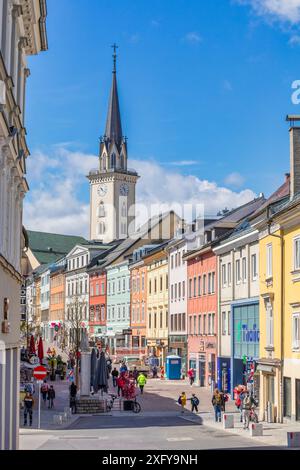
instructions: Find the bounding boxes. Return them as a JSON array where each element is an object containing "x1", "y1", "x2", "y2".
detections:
[
  {"x1": 178, "y1": 396, "x2": 182, "y2": 405},
  {"x1": 41, "y1": 384, "x2": 48, "y2": 393},
  {"x1": 193, "y1": 397, "x2": 199, "y2": 406}
]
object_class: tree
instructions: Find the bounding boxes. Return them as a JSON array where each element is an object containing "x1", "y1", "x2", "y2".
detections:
[{"x1": 65, "y1": 293, "x2": 88, "y2": 387}]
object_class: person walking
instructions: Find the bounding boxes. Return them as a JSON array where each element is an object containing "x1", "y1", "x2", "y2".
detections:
[
  {"x1": 117, "y1": 374, "x2": 125, "y2": 397},
  {"x1": 160, "y1": 366, "x2": 165, "y2": 380},
  {"x1": 137, "y1": 372, "x2": 147, "y2": 394},
  {"x1": 132, "y1": 367, "x2": 139, "y2": 384},
  {"x1": 47, "y1": 385, "x2": 55, "y2": 409},
  {"x1": 111, "y1": 367, "x2": 119, "y2": 387},
  {"x1": 190, "y1": 394, "x2": 200, "y2": 413},
  {"x1": 69, "y1": 382, "x2": 77, "y2": 414},
  {"x1": 178, "y1": 392, "x2": 187, "y2": 413},
  {"x1": 41, "y1": 380, "x2": 49, "y2": 404},
  {"x1": 152, "y1": 366, "x2": 158, "y2": 378},
  {"x1": 221, "y1": 390, "x2": 228, "y2": 412},
  {"x1": 242, "y1": 390, "x2": 256, "y2": 429},
  {"x1": 211, "y1": 388, "x2": 223, "y2": 422},
  {"x1": 188, "y1": 368, "x2": 195, "y2": 386},
  {"x1": 23, "y1": 392, "x2": 34, "y2": 426}
]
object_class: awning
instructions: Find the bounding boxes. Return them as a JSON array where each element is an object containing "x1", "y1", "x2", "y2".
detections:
[{"x1": 257, "y1": 364, "x2": 274, "y2": 373}]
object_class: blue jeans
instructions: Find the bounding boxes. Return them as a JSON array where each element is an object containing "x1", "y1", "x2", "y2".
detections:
[{"x1": 214, "y1": 405, "x2": 222, "y2": 422}]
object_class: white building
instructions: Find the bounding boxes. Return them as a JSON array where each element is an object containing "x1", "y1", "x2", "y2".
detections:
[
  {"x1": 40, "y1": 267, "x2": 50, "y2": 341},
  {"x1": 0, "y1": 0, "x2": 47, "y2": 449},
  {"x1": 65, "y1": 244, "x2": 110, "y2": 346},
  {"x1": 167, "y1": 238, "x2": 188, "y2": 372},
  {"x1": 213, "y1": 222, "x2": 262, "y2": 394}
]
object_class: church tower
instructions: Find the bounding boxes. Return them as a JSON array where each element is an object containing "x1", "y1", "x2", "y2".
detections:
[{"x1": 88, "y1": 45, "x2": 139, "y2": 243}]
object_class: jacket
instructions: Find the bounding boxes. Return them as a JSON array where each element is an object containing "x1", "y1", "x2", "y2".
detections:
[
  {"x1": 137, "y1": 374, "x2": 147, "y2": 386},
  {"x1": 48, "y1": 388, "x2": 55, "y2": 399}
]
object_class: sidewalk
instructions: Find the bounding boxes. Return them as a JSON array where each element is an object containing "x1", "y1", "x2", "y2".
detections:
[{"x1": 199, "y1": 410, "x2": 300, "y2": 448}]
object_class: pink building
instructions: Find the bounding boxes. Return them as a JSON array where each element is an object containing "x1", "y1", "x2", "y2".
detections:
[{"x1": 185, "y1": 248, "x2": 217, "y2": 387}]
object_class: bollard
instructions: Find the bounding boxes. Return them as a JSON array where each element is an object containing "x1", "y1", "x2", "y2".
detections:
[
  {"x1": 249, "y1": 422, "x2": 263, "y2": 436},
  {"x1": 223, "y1": 414, "x2": 234, "y2": 429},
  {"x1": 287, "y1": 432, "x2": 300, "y2": 448}
]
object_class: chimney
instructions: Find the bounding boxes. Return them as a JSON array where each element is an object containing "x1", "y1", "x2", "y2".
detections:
[{"x1": 286, "y1": 115, "x2": 300, "y2": 199}]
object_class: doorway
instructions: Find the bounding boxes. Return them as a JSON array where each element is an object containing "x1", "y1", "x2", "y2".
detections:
[
  {"x1": 199, "y1": 356, "x2": 206, "y2": 387},
  {"x1": 283, "y1": 377, "x2": 291, "y2": 418},
  {"x1": 296, "y1": 379, "x2": 300, "y2": 421}
]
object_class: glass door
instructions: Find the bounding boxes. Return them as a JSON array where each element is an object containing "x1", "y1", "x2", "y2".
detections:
[{"x1": 283, "y1": 377, "x2": 291, "y2": 418}]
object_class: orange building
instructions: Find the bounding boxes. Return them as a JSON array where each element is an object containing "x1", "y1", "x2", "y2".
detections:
[
  {"x1": 129, "y1": 258, "x2": 147, "y2": 360},
  {"x1": 49, "y1": 265, "x2": 66, "y2": 343}
]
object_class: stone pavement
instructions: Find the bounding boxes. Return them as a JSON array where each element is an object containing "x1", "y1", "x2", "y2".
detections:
[{"x1": 19, "y1": 375, "x2": 300, "y2": 449}]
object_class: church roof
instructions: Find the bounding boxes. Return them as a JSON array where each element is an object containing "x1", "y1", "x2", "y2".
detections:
[{"x1": 104, "y1": 70, "x2": 123, "y2": 148}]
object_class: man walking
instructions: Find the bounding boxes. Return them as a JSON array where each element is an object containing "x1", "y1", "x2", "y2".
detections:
[
  {"x1": 188, "y1": 368, "x2": 195, "y2": 386},
  {"x1": 242, "y1": 390, "x2": 256, "y2": 429},
  {"x1": 212, "y1": 388, "x2": 222, "y2": 422},
  {"x1": 70, "y1": 382, "x2": 77, "y2": 414},
  {"x1": 111, "y1": 367, "x2": 119, "y2": 387},
  {"x1": 137, "y1": 372, "x2": 147, "y2": 394},
  {"x1": 24, "y1": 392, "x2": 34, "y2": 426},
  {"x1": 190, "y1": 394, "x2": 200, "y2": 413},
  {"x1": 47, "y1": 385, "x2": 55, "y2": 409}
]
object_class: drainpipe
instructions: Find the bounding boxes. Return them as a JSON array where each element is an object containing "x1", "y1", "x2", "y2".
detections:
[{"x1": 267, "y1": 207, "x2": 284, "y2": 424}]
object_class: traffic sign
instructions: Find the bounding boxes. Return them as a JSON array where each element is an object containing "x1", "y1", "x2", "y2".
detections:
[{"x1": 33, "y1": 365, "x2": 47, "y2": 381}]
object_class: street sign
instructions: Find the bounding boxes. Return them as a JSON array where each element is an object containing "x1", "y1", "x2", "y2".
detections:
[{"x1": 33, "y1": 365, "x2": 47, "y2": 381}]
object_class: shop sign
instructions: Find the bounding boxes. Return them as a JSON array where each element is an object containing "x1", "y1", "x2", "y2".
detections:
[{"x1": 199, "y1": 341, "x2": 205, "y2": 352}]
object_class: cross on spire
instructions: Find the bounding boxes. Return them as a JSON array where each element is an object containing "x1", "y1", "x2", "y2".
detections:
[{"x1": 111, "y1": 43, "x2": 118, "y2": 73}]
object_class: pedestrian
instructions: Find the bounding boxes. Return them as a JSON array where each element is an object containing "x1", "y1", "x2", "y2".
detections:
[
  {"x1": 221, "y1": 390, "x2": 229, "y2": 412},
  {"x1": 132, "y1": 367, "x2": 139, "y2": 384},
  {"x1": 69, "y1": 382, "x2": 77, "y2": 414},
  {"x1": 137, "y1": 372, "x2": 147, "y2": 394},
  {"x1": 188, "y1": 368, "x2": 195, "y2": 386},
  {"x1": 41, "y1": 380, "x2": 49, "y2": 404},
  {"x1": 190, "y1": 393, "x2": 200, "y2": 413},
  {"x1": 23, "y1": 392, "x2": 34, "y2": 426},
  {"x1": 47, "y1": 385, "x2": 55, "y2": 409},
  {"x1": 160, "y1": 366, "x2": 165, "y2": 380},
  {"x1": 111, "y1": 367, "x2": 119, "y2": 387},
  {"x1": 117, "y1": 374, "x2": 125, "y2": 397},
  {"x1": 120, "y1": 362, "x2": 128, "y2": 374},
  {"x1": 178, "y1": 392, "x2": 187, "y2": 413},
  {"x1": 152, "y1": 366, "x2": 158, "y2": 378},
  {"x1": 211, "y1": 388, "x2": 222, "y2": 422},
  {"x1": 234, "y1": 385, "x2": 245, "y2": 422},
  {"x1": 242, "y1": 390, "x2": 256, "y2": 429}
]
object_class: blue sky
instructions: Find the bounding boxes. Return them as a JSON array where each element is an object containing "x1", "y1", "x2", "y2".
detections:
[{"x1": 24, "y1": 0, "x2": 300, "y2": 236}]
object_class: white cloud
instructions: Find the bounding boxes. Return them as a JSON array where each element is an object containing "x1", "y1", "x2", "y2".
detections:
[
  {"x1": 237, "y1": 0, "x2": 300, "y2": 24},
  {"x1": 170, "y1": 160, "x2": 199, "y2": 166},
  {"x1": 183, "y1": 32, "x2": 202, "y2": 44},
  {"x1": 224, "y1": 172, "x2": 245, "y2": 188},
  {"x1": 289, "y1": 34, "x2": 300, "y2": 44},
  {"x1": 23, "y1": 147, "x2": 256, "y2": 238}
]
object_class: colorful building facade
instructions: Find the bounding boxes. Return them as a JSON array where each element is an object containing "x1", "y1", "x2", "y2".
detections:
[
  {"x1": 185, "y1": 247, "x2": 217, "y2": 387},
  {"x1": 144, "y1": 244, "x2": 169, "y2": 367},
  {"x1": 89, "y1": 270, "x2": 107, "y2": 344},
  {"x1": 129, "y1": 258, "x2": 147, "y2": 360}
]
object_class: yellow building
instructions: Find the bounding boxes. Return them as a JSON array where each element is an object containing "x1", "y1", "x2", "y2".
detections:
[
  {"x1": 144, "y1": 243, "x2": 169, "y2": 366},
  {"x1": 253, "y1": 120, "x2": 300, "y2": 422}
]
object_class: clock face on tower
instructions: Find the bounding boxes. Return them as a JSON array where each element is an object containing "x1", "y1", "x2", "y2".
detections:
[
  {"x1": 120, "y1": 183, "x2": 129, "y2": 196},
  {"x1": 97, "y1": 184, "x2": 107, "y2": 197}
]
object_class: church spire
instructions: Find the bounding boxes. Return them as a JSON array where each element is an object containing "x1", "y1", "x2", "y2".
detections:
[{"x1": 104, "y1": 44, "x2": 123, "y2": 148}]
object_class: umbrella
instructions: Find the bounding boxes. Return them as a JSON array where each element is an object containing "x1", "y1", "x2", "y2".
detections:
[
  {"x1": 38, "y1": 337, "x2": 44, "y2": 364},
  {"x1": 90, "y1": 348, "x2": 97, "y2": 388},
  {"x1": 29, "y1": 335, "x2": 36, "y2": 355},
  {"x1": 93, "y1": 351, "x2": 108, "y2": 395}
]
